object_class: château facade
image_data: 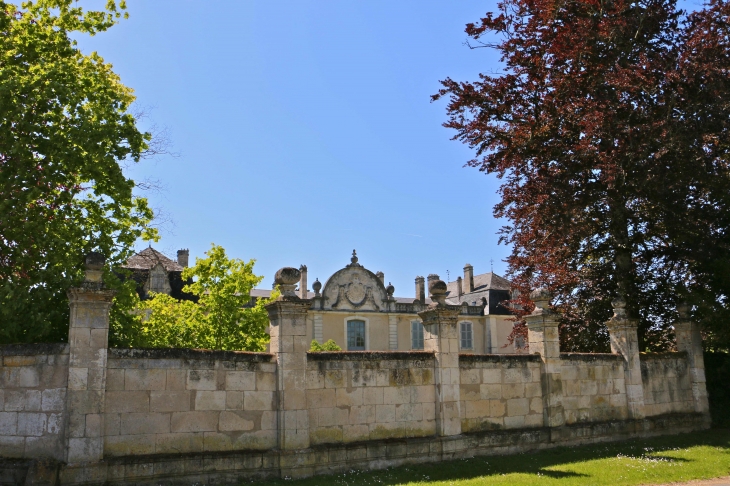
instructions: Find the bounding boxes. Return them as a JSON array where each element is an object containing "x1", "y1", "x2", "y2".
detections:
[
  {"x1": 251, "y1": 250, "x2": 521, "y2": 354},
  {"x1": 123, "y1": 247, "x2": 522, "y2": 353}
]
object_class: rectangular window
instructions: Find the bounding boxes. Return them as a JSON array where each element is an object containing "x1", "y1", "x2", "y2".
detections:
[
  {"x1": 411, "y1": 321, "x2": 424, "y2": 350},
  {"x1": 460, "y1": 321, "x2": 473, "y2": 350},
  {"x1": 347, "y1": 320, "x2": 366, "y2": 350}
]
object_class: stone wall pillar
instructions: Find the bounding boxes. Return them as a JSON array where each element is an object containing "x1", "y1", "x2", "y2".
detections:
[
  {"x1": 607, "y1": 297, "x2": 645, "y2": 419},
  {"x1": 266, "y1": 267, "x2": 312, "y2": 451},
  {"x1": 525, "y1": 289, "x2": 564, "y2": 428},
  {"x1": 65, "y1": 253, "x2": 116, "y2": 463},
  {"x1": 418, "y1": 279, "x2": 462, "y2": 437},
  {"x1": 675, "y1": 303, "x2": 710, "y2": 414}
]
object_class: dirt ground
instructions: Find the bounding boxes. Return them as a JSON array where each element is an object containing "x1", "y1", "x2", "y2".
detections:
[{"x1": 655, "y1": 478, "x2": 730, "y2": 486}]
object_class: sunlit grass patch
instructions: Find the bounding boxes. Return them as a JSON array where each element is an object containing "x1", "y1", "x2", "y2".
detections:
[{"x1": 250, "y1": 428, "x2": 730, "y2": 486}]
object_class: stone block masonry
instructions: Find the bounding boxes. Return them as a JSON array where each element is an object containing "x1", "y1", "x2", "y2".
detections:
[
  {"x1": 0, "y1": 264, "x2": 712, "y2": 485},
  {"x1": 305, "y1": 351, "x2": 436, "y2": 445},
  {"x1": 103, "y1": 348, "x2": 276, "y2": 457},
  {"x1": 0, "y1": 344, "x2": 69, "y2": 461},
  {"x1": 459, "y1": 354, "x2": 544, "y2": 432}
]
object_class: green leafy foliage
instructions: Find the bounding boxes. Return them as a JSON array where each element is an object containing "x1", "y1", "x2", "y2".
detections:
[
  {"x1": 122, "y1": 244, "x2": 271, "y2": 351},
  {"x1": 0, "y1": 0, "x2": 158, "y2": 343},
  {"x1": 310, "y1": 339, "x2": 342, "y2": 352}
]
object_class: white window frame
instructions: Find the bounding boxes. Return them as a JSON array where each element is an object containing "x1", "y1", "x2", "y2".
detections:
[
  {"x1": 411, "y1": 320, "x2": 424, "y2": 350},
  {"x1": 343, "y1": 316, "x2": 369, "y2": 351},
  {"x1": 460, "y1": 321, "x2": 474, "y2": 350}
]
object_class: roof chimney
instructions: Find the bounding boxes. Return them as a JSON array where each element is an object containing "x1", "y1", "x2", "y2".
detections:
[
  {"x1": 457, "y1": 276, "x2": 463, "y2": 299},
  {"x1": 299, "y1": 264, "x2": 308, "y2": 299},
  {"x1": 177, "y1": 249, "x2": 189, "y2": 268},
  {"x1": 463, "y1": 264, "x2": 474, "y2": 293},
  {"x1": 415, "y1": 276, "x2": 425, "y2": 303}
]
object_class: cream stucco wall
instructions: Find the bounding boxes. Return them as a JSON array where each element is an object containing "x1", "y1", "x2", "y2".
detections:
[{"x1": 306, "y1": 311, "x2": 520, "y2": 354}]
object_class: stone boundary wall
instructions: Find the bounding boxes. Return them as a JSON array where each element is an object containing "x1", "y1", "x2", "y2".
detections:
[
  {"x1": 104, "y1": 348, "x2": 277, "y2": 457},
  {"x1": 640, "y1": 352, "x2": 694, "y2": 417},
  {"x1": 0, "y1": 344, "x2": 69, "y2": 461},
  {"x1": 0, "y1": 263, "x2": 712, "y2": 485},
  {"x1": 305, "y1": 351, "x2": 436, "y2": 444}
]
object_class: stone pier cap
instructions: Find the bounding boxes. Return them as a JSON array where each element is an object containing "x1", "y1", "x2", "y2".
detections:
[{"x1": 274, "y1": 266, "x2": 302, "y2": 299}]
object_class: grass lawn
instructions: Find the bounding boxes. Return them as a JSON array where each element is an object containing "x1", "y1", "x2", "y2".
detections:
[{"x1": 252, "y1": 428, "x2": 730, "y2": 486}]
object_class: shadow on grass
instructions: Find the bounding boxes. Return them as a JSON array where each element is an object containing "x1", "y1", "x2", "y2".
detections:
[{"x1": 253, "y1": 428, "x2": 729, "y2": 486}]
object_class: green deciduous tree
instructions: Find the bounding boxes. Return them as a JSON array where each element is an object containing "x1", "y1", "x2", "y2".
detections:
[
  {"x1": 0, "y1": 0, "x2": 159, "y2": 344},
  {"x1": 126, "y1": 245, "x2": 271, "y2": 351}
]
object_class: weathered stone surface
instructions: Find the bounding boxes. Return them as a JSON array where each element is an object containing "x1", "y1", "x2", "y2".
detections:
[{"x1": 0, "y1": 260, "x2": 712, "y2": 482}]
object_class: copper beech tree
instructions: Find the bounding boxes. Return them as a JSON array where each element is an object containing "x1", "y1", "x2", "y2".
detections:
[{"x1": 434, "y1": 0, "x2": 730, "y2": 351}]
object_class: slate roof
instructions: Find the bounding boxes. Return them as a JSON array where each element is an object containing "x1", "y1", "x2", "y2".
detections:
[
  {"x1": 123, "y1": 247, "x2": 184, "y2": 272},
  {"x1": 445, "y1": 272, "x2": 512, "y2": 296},
  {"x1": 441, "y1": 272, "x2": 513, "y2": 313}
]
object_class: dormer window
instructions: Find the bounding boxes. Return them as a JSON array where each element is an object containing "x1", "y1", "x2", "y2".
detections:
[{"x1": 149, "y1": 264, "x2": 169, "y2": 294}]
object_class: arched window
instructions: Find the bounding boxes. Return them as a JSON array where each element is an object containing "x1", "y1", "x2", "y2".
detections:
[
  {"x1": 347, "y1": 319, "x2": 366, "y2": 350},
  {"x1": 411, "y1": 320, "x2": 424, "y2": 350}
]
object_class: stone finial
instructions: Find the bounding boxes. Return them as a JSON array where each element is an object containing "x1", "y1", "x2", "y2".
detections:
[
  {"x1": 611, "y1": 296, "x2": 627, "y2": 319},
  {"x1": 312, "y1": 278, "x2": 322, "y2": 297},
  {"x1": 274, "y1": 267, "x2": 301, "y2": 297},
  {"x1": 429, "y1": 279, "x2": 448, "y2": 306},
  {"x1": 530, "y1": 288, "x2": 551, "y2": 313},
  {"x1": 84, "y1": 252, "x2": 105, "y2": 284},
  {"x1": 349, "y1": 249, "x2": 359, "y2": 266},
  {"x1": 386, "y1": 282, "x2": 395, "y2": 297},
  {"x1": 677, "y1": 301, "x2": 691, "y2": 320}
]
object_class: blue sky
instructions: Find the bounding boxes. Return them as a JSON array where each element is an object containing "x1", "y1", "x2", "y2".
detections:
[{"x1": 76, "y1": 1, "x2": 509, "y2": 295}]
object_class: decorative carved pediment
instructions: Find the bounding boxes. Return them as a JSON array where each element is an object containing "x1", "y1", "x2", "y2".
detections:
[{"x1": 322, "y1": 265, "x2": 387, "y2": 312}]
